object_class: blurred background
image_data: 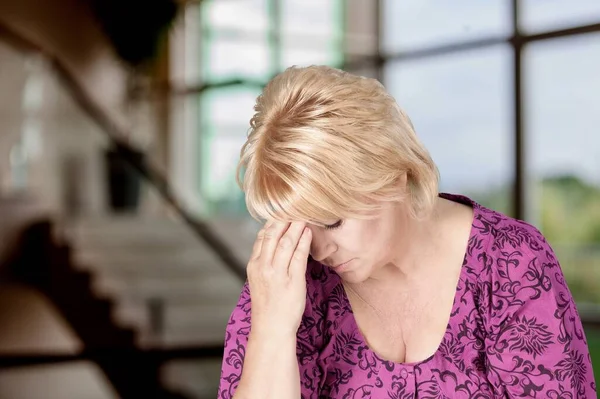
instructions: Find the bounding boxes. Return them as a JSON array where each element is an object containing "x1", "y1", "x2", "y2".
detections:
[{"x1": 0, "y1": 0, "x2": 599, "y2": 398}]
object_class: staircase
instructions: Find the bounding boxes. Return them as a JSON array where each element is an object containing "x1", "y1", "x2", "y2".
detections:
[{"x1": 63, "y1": 215, "x2": 257, "y2": 398}]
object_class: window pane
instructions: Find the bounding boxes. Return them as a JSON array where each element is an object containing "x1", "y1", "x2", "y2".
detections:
[
  {"x1": 202, "y1": 87, "x2": 260, "y2": 126},
  {"x1": 281, "y1": 37, "x2": 343, "y2": 68},
  {"x1": 199, "y1": 88, "x2": 261, "y2": 215},
  {"x1": 202, "y1": 0, "x2": 269, "y2": 32},
  {"x1": 281, "y1": 0, "x2": 341, "y2": 38},
  {"x1": 202, "y1": 36, "x2": 270, "y2": 82},
  {"x1": 525, "y1": 33, "x2": 600, "y2": 304},
  {"x1": 280, "y1": 0, "x2": 344, "y2": 70},
  {"x1": 383, "y1": 45, "x2": 513, "y2": 214},
  {"x1": 381, "y1": 0, "x2": 510, "y2": 53},
  {"x1": 200, "y1": 127, "x2": 247, "y2": 213},
  {"x1": 521, "y1": 0, "x2": 600, "y2": 33}
]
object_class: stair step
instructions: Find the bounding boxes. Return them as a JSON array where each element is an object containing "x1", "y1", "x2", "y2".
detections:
[
  {"x1": 162, "y1": 358, "x2": 222, "y2": 398},
  {"x1": 73, "y1": 249, "x2": 233, "y2": 272},
  {"x1": 92, "y1": 273, "x2": 243, "y2": 302},
  {"x1": 138, "y1": 327, "x2": 227, "y2": 348},
  {"x1": 108, "y1": 300, "x2": 236, "y2": 348},
  {"x1": 67, "y1": 217, "x2": 257, "y2": 263},
  {"x1": 77, "y1": 261, "x2": 238, "y2": 278},
  {"x1": 117, "y1": 301, "x2": 235, "y2": 324}
]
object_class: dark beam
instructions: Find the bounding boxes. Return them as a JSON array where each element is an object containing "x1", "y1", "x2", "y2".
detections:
[
  {"x1": 512, "y1": 0, "x2": 525, "y2": 220},
  {"x1": 380, "y1": 22, "x2": 600, "y2": 63},
  {"x1": 0, "y1": 345, "x2": 225, "y2": 369}
]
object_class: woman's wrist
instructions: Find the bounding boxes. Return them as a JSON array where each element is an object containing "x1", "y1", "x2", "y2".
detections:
[
  {"x1": 236, "y1": 330, "x2": 300, "y2": 398},
  {"x1": 249, "y1": 325, "x2": 299, "y2": 343},
  {"x1": 247, "y1": 329, "x2": 298, "y2": 355}
]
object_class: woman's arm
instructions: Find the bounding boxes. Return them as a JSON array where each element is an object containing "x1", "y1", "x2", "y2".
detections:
[
  {"x1": 233, "y1": 331, "x2": 300, "y2": 399},
  {"x1": 482, "y1": 227, "x2": 596, "y2": 398},
  {"x1": 218, "y1": 222, "x2": 316, "y2": 399}
]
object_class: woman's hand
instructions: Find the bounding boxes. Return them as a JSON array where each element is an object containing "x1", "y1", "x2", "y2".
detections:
[{"x1": 246, "y1": 221, "x2": 312, "y2": 338}]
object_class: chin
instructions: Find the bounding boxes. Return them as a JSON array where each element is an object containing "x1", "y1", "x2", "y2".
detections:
[{"x1": 337, "y1": 267, "x2": 371, "y2": 284}]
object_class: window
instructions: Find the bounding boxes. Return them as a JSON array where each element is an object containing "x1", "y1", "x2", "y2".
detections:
[
  {"x1": 525, "y1": 33, "x2": 600, "y2": 304},
  {"x1": 381, "y1": 0, "x2": 510, "y2": 53},
  {"x1": 199, "y1": 87, "x2": 261, "y2": 214},
  {"x1": 281, "y1": 0, "x2": 340, "y2": 37},
  {"x1": 202, "y1": 35, "x2": 271, "y2": 82},
  {"x1": 384, "y1": 45, "x2": 513, "y2": 214},
  {"x1": 521, "y1": 0, "x2": 600, "y2": 33}
]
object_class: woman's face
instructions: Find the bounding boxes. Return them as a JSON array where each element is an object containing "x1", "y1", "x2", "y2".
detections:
[{"x1": 308, "y1": 201, "x2": 409, "y2": 284}]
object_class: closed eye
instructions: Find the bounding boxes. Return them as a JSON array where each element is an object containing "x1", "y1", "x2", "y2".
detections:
[{"x1": 324, "y1": 220, "x2": 343, "y2": 230}]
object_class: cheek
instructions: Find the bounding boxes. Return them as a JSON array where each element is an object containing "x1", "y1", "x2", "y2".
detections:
[
  {"x1": 362, "y1": 218, "x2": 398, "y2": 255},
  {"x1": 339, "y1": 219, "x2": 390, "y2": 253}
]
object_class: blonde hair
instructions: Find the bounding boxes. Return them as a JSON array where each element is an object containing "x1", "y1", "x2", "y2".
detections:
[{"x1": 236, "y1": 65, "x2": 439, "y2": 225}]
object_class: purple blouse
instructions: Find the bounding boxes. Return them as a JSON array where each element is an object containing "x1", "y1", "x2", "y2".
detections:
[{"x1": 218, "y1": 194, "x2": 596, "y2": 398}]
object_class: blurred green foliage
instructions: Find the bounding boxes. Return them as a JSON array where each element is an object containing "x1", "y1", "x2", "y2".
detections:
[{"x1": 474, "y1": 175, "x2": 600, "y2": 304}]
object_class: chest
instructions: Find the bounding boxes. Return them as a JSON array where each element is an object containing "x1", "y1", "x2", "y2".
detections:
[{"x1": 346, "y1": 274, "x2": 458, "y2": 364}]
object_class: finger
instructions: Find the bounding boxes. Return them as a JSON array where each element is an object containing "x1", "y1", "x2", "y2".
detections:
[
  {"x1": 249, "y1": 220, "x2": 274, "y2": 261},
  {"x1": 289, "y1": 227, "x2": 312, "y2": 278},
  {"x1": 258, "y1": 221, "x2": 290, "y2": 265},
  {"x1": 271, "y1": 221, "x2": 306, "y2": 271},
  {"x1": 250, "y1": 228, "x2": 265, "y2": 261}
]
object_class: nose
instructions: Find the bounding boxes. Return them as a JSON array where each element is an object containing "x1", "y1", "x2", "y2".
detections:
[{"x1": 308, "y1": 226, "x2": 336, "y2": 263}]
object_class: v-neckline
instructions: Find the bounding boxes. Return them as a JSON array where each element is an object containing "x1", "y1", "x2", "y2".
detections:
[{"x1": 334, "y1": 193, "x2": 478, "y2": 368}]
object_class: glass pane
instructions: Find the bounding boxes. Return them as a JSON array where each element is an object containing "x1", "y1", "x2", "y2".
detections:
[
  {"x1": 202, "y1": 87, "x2": 260, "y2": 126},
  {"x1": 202, "y1": 36, "x2": 271, "y2": 82},
  {"x1": 384, "y1": 45, "x2": 513, "y2": 215},
  {"x1": 525, "y1": 33, "x2": 600, "y2": 305},
  {"x1": 202, "y1": 0, "x2": 269, "y2": 32},
  {"x1": 199, "y1": 88, "x2": 261, "y2": 214},
  {"x1": 199, "y1": 127, "x2": 247, "y2": 211},
  {"x1": 281, "y1": 37, "x2": 343, "y2": 69},
  {"x1": 281, "y1": 0, "x2": 341, "y2": 38},
  {"x1": 381, "y1": 0, "x2": 510, "y2": 53},
  {"x1": 521, "y1": 0, "x2": 600, "y2": 33}
]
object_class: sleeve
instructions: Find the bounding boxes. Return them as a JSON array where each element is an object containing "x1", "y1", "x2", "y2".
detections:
[
  {"x1": 217, "y1": 282, "x2": 252, "y2": 399},
  {"x1": 482, "y1": 227, "x2": 597, "y2": 398},
  {"x1": 217, "y1": 280, "x2": 325, "y2": 399}
]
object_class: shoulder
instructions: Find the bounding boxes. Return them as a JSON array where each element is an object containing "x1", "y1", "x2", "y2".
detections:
[
  {"x1": 465, "y1": 198, "x2": 574, "y2": 325},
  {"x1": 480, "y1": 205, "x2": 549, "y2": 257},
  {"x1": 464, "y1": 197, "x2": 556, "y2": 277},
  {"x1": 441, "y1": 193, "x2": 555, "y2": 284},
  {"x1": 451, "y1": 195, "x2": 555, "y2": 275}
]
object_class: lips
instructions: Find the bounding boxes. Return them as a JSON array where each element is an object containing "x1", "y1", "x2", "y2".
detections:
[{"x1": 332, "y1": 259, "x2": 354, "y2": 270}]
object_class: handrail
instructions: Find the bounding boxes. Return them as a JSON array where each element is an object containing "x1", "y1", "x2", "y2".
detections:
[{"x1": 0, "y1": 21, "x2": 246, "y2": 280}]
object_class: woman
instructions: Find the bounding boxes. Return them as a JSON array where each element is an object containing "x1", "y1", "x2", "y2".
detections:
[{"x1": 217, "y1": 66, "x2": 596, "y2": 398}]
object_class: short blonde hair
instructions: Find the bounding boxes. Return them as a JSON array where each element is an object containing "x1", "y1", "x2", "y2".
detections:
[{"x1": 237, "y1": 65, "x2": 438, "y2": 225}]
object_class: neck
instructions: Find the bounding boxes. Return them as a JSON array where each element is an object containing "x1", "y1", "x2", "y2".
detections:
[{"x1": 366, "y1": 197, "x2": 444, "y2": 284}]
